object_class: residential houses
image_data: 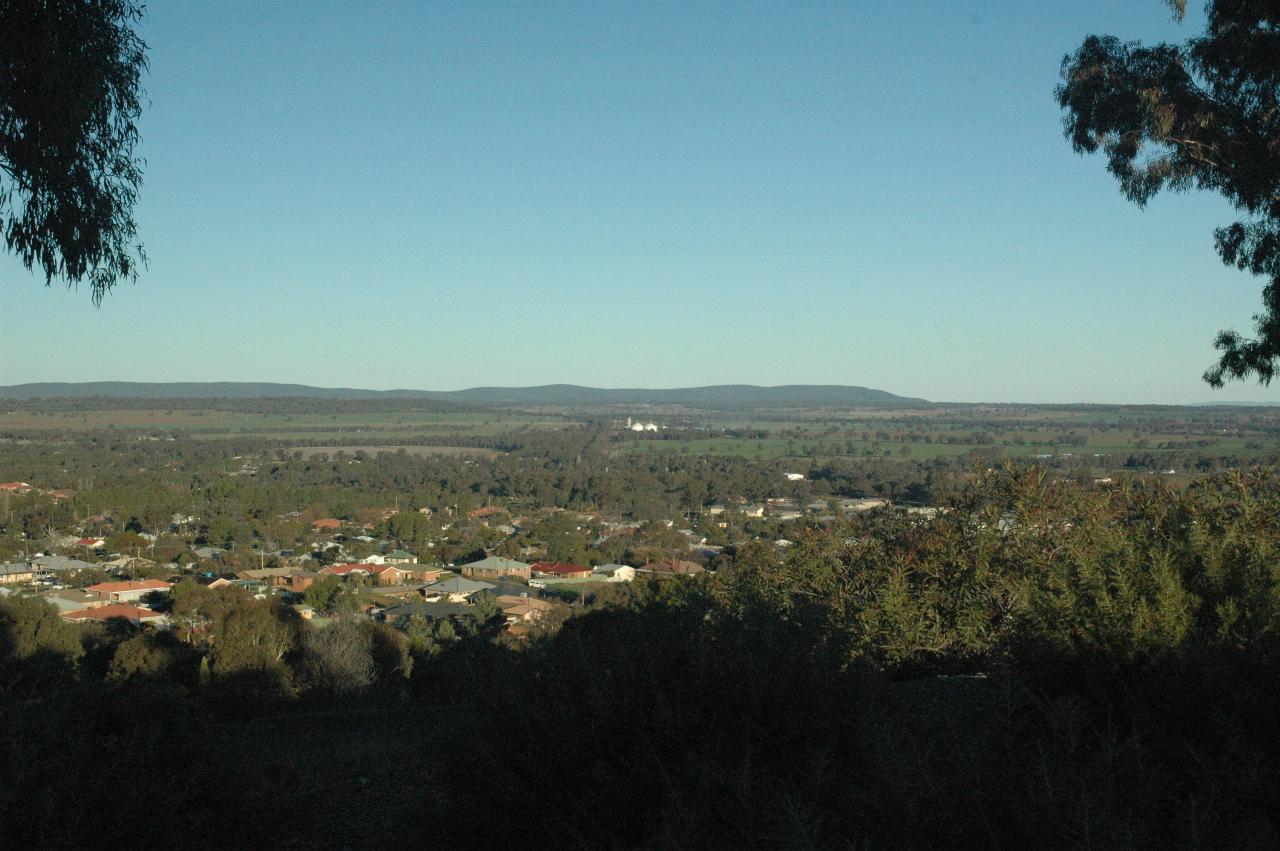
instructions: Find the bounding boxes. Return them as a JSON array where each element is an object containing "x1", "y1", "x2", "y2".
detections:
[
  {"x1": 41, "y1": 588, "x2": 104, "y2": 613},
  {"x1": 86, "y1": 579, "x2": 170, "y2": 603},
  {"x1": 460, "y1": 556, "x2": 532, "y2": 581},
  {"x1": 237, "y1": 567, "x2": 318, "y2": 593},
  {"x1": 32, "y1": 554, "x2": 97, "y2": 574},
  {"x1": 638, "y1": 558, "x2": 705, "y2": 576},
  {"x1": 319, "y1": 563, "x2": 415, "y2": 586},
  {"x1": 496, "y1": 594, "x2": 554, "y2": 624},
  {"x1": 592, "y1": 563, "x2": 637, "y2": 583},
  {"x1": 529, "y1": 561, "x2": 593, "y2": 580},
  {"x1": 425, "y1": 577, "x2": 496, "y2": 603},
  {"x1": 62, "y1": 604, "x2": 168, "y2": 628},
  {"x1": 0, "y1": 562, "x2": 36, "y2": 584},
  {"x1": 377, "y1": 601, "x2": 472, "y2": 626}
]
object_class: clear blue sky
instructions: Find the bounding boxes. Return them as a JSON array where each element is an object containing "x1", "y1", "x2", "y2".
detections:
[{"x1": 0, "y1": 1, "x2": 1271, "y2": 404}]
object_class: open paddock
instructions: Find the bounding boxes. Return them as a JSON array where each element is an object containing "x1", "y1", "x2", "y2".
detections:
[{"x1": 283, "y1": 445, "x2": 502, "y2": 459}]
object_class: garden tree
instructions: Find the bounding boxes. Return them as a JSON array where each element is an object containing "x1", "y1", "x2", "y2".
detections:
[
  {"x1": 300, "y1": 621, "x2": 376, "y2": 697},
  {"x1": 202, "y1": 515, "x2": 238, "y2": 548},
  {"x1": 208, "y1": 599, "x2": 299, "y2": 678},
  {"x1": 65, "y1": 566, "x2": 110, "y2": 588},
  {"x1": 494, "y1": 536, "x2": 523, "y2": 559},
  {"x1": 471, "y1": 591, "x2": 502, "y2": 631},
  {"x1": 433, "y1": 617, "x2": 456, "y2": 644},
  {"x1": 366, "y1": 621, "x2": 413, "y2": 685},
  {"x1": 1057, "y1": 0, "x2": 1280, "y2": 385},
  {"x1": 0, "y1": 596, "x2": 83, "y2": 668},
  {"x1": 403, "y1": 614, "x2": 438, "y2": 658},
  {"x1": 105, "y1": 530, "x2": 147, "y2": 554},
  {"x1": 0, "y1": 0, "x2": 148, "y2": 302},
  {"x1": 168, "y1": 581, "x2": 254, "y2": 645},
  {"x1": 107, "y1": 631, "x2": 193, "y2": 682},
  {"x1": 303, "y1": 573, "x2": 352, "y2": 615}
]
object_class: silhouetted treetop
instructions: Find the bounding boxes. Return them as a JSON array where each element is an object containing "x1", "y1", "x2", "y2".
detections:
[
  {"x1": 0, "y1": 0, "x2": 148, "y2": 304},
  {"x1": 1057, "y1": 1, "x2": 1280, "y2": 386}
]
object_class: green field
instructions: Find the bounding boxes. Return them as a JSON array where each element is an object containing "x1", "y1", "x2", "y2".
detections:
[
  {"x1": 0, "y1": 408, "x2": 572, "y2": 440},
  {"x1": 611, "y1": 404, "x2": 1280, "y2": 464}
]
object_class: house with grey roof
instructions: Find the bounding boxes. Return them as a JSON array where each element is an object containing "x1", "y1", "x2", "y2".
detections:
[
  {"x1": 33, "y1": 555, "x2": 97, "y2": 573},
  {"x1": 460, "y1": 556, "x2": 531, "y2": 581},
  {"x1": 377, "y1": 601, "x2": 472, "y2": 625},
  {"x1": 425, "y1": 576, "x2": 496, "y2": 602},
  {"x1": 41, "y1": 588, "x2": 103, "y2": 613},
  {"x1": 592, "y1": 563, "x2": 637, "y2": 583},
  {"x1": 0, "y1": 562, "x2": 35, "y2": 584}
]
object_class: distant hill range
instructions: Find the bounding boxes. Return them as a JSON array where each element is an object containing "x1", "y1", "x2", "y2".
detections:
[{"x1": 0, "y1": 381, "x2": 927, "y2": 408}]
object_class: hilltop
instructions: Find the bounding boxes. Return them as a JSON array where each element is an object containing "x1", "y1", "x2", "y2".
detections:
[{"x1": 0, "y1": 381, "x2": 928, "y2": 408}]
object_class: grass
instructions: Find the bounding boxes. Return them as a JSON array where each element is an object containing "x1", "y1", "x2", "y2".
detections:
[
  {"x1": 616, "y1": 432, "x2": 1280, "y2": 462},
  {"x1": 284, "y1": 445, "x2": 502, "y2": 459},
  {"x1": 0, "y1": 409, "x2": 571, "y2": 438}
]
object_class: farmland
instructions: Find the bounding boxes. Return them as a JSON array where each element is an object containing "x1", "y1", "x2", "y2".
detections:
[
  {"x1": 0, "y1": 406, "x2": 573, "y2": 444},
  {"x1": 604, "y1": 403, "x2": 1280, "y2": 475}
]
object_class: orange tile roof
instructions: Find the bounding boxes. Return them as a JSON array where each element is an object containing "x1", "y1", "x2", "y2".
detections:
[
  {"x1": 87, "y1": 579, "x2": 170, "y2": 594},
  {"x1": 63, "y1": 604, "x2": 164, "y2": 622}
]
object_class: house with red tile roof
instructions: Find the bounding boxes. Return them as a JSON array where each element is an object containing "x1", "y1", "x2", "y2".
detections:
[
  {"x1": 87, "y1": 579, "x2": 171, "y2": 603},
  {"x1": 0, "y1": 481, "x2": 32, "y2": 492},
  {"x1": 319, "y1": 564, "x2": 411, "y2": 586},
  {"x1": 77, "y1": 537, "x2": 106, "y2": 549},
  {"x1": 311, "y1": 518, "x2": 342, "y2": 531},
  {"x1": 62, "y1": 604, "x2": 168, "y2": 628},
  {"x1": 529, "y1": 561, "x2": 593, "y2": 580}
]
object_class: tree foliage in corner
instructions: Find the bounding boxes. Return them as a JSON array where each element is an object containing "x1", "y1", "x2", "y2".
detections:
[
  {"x1": 0, "y1": 0, "x2": 148, "y2": 304},
  {"x1": 1057, "y1": 0, "x2": 1280, "y2": 386}
]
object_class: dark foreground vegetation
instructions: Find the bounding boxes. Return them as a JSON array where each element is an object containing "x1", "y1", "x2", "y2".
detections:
[{"x1": 4, "y1": 467, "x2": 1280, "y2": 847}]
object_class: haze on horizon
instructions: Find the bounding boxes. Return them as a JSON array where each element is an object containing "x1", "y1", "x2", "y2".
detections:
[{"x1": 1, "y1": 1, "x2": 1272, "y2": 406}]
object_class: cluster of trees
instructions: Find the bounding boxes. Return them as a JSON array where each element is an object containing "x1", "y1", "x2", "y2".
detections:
[
  {"x1": 0, "y1": 424, "x2": 958, "y2": 558},
  {"x1": 427, "y1": 466, "x2": 1280, "y2": 845},
  {"x1": 5, "y1": 467, "x2": 1280, "y2": 844}
]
